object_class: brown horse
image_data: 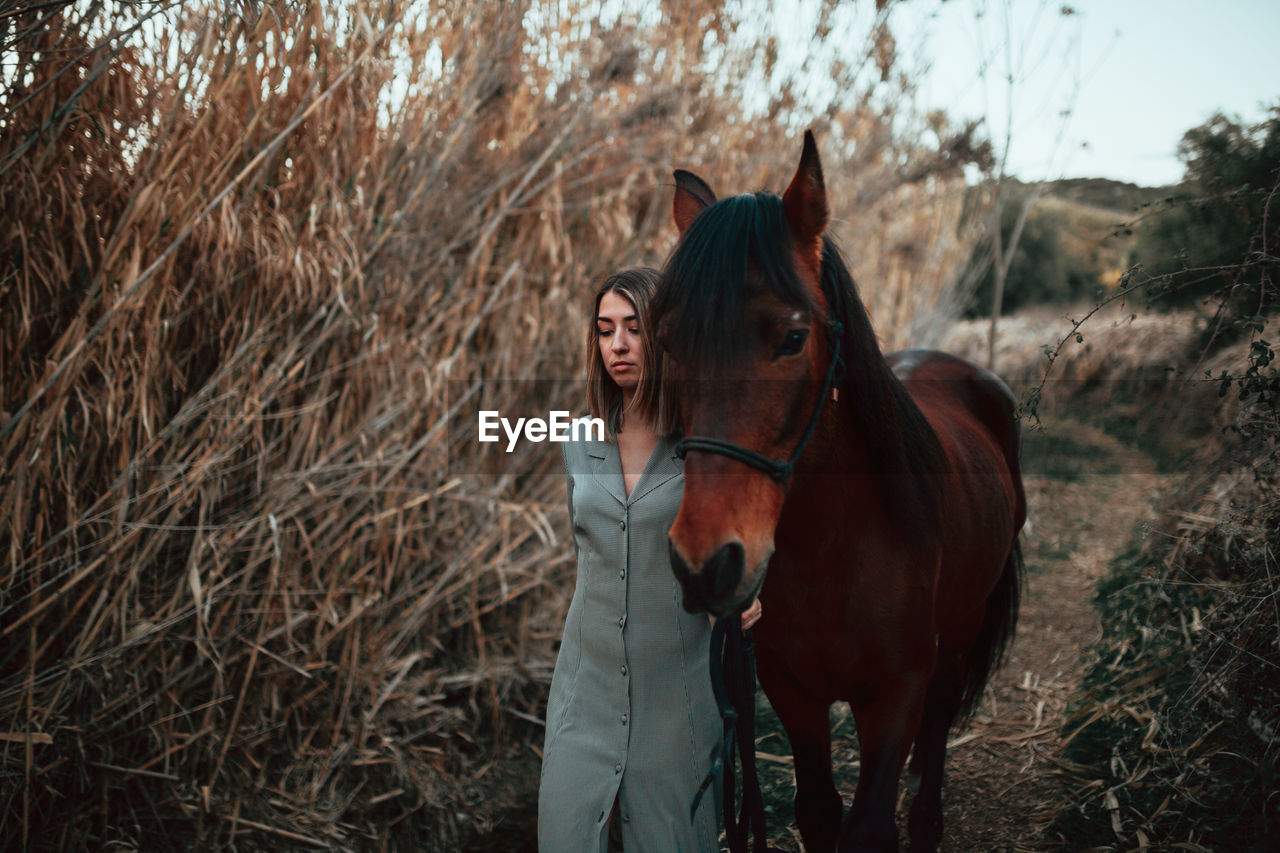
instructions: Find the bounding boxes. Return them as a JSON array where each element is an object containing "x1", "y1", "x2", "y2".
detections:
[{"x1": 654, "y1": 132, "x2": 1026, "y2": 852}]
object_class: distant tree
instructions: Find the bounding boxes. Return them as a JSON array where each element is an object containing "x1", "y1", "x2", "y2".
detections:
[
  {"x1": 1135, "y1": 107, "x2": 1280, "y2": 322},
  {"x1": 937, "y1": 0, "x2": 1085, "y2": 367},
  {"x1": 960, "y1": 181, "x2": 1105, "y2": 318}
]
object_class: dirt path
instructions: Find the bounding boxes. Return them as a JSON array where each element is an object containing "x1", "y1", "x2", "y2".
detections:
[{"x1": 754, "y1": 418, "x2": 1176, "y2": 852}]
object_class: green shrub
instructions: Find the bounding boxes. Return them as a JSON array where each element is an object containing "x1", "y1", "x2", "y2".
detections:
[
  {"x1": 1133, "y1": 108, "x2": 1280, "y2": 322},
  {"x1": 961, "y1": 185, "x2": 1111, "y2": 317}
]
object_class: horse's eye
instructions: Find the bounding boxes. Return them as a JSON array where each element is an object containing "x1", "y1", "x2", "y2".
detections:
[
  {"x1": 658, "y1": 329, "x2": 684, "y2": 360},
  {"x1": 775, "y1": 329, "x2": 809, "y2": 358}
]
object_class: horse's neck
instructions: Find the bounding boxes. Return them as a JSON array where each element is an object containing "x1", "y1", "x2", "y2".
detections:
[
  {"x1": 790, "y1": 357, "x2": 936, "y2": 533},
  {"x1": 840, "y1": 355, "x2": 916, "y2": 459},
  {"x1": 822, "y1": 283, "x2": 925, "y2": 470},
  {"x1": 787, "y1": 399, "x2": 878, "y2": 522}
]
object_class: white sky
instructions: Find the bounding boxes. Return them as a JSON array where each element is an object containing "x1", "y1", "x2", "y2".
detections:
[{"x1": 897, "y1": 0, "x2": 1280, "y2": 186}]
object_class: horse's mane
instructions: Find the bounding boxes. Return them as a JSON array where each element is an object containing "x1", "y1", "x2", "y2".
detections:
[
  {"x1": 657, "y1": 190, "x2": 946, "y2": 543},
  {"x1": 655, "y1": 192, "x2": 819, "y2": 372},
  {"x1": 819, "y1": 237, "x2": 946, "y2": 543}
]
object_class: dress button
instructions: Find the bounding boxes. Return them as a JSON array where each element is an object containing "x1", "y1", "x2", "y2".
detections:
[
  {"x1": 620, "y1": 665, "x2": 627, "y2": 676},
  {"x1": 619, "y1": 519, "x2": 626, "y2": 530},
  {"x1": 619, "y1": 570, "x2": 626, "y2": 580},
  {"x1": 621, "y1": 713, "x2": 628, "y2": 724},
  {"x1": 614, "y1": 763, "x2": 622, "y2": 774},
  {"x1": 617, "y1": 616, "x2": 624, "y2": 628}
]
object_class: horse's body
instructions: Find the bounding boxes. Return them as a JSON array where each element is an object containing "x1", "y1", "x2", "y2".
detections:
[{"x1": 656, "y1": 134, "x2": 1025, "y2": 852}]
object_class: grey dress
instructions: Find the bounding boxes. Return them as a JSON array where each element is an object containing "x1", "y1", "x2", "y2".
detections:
[{"x1": 538, "y1": 433, "x2": 720, "y2": 852}]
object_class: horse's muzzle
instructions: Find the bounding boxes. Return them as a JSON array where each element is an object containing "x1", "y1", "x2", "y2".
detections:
[{"x1": 669, "y1": 539, "x2": 745, "y2": 617}]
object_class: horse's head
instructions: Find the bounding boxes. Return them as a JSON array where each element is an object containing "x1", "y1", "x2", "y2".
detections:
[{"x1": 656, "y1": 131, "x2": 838, "y2": 618}]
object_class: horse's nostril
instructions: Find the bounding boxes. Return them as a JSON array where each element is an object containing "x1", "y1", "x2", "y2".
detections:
[
  {"x1": 669, "y1": 539, "x2": 744, "y2": 612},
  {"x1": 670, "y1": 540, "x2": 706, "y2": 613},
  {"x1": 669, "y1": 539, "x2": 691, "y2": 587},
  {"x1": 705, "y1": 541, "x2": 745, "y2": 602}
]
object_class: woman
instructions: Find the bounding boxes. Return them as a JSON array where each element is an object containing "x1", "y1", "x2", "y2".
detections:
[{"x1": 538, "y1": 267, "x2": 761, "y2": 852}]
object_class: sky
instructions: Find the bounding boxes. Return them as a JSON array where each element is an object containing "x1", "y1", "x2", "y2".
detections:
[{"x1": 898, "y1": 0, "x2": 1280, "y2": 187}]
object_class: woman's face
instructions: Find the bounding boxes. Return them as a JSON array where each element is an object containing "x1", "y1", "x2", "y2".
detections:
[{"x1": 597, "y1": 290, "x2": 643, "y2": 391}]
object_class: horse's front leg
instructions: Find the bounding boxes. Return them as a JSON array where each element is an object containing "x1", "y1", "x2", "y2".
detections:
[
  {"x1": 758, "y1": 663, "x2": 842, "y2": 852},
  {"x1": 840, "y1": 671, "x2": 931, "y2": 853}
]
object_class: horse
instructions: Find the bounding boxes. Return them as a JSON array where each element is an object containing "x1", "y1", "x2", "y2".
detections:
[{"x1": 653, "y1": 131, "x2": 1026, "y2": 853}]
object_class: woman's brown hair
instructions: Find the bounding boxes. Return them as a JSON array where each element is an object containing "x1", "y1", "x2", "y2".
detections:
[{"x1": 586, "y1": 266, "x2": 679, "y2": 439}]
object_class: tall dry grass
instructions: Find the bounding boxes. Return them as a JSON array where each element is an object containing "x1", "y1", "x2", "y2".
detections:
[{"x1": 0, "y1": 1, "x2": 986, "y2": 847}]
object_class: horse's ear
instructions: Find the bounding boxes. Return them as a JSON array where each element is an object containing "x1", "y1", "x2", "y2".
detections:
[
  {"x1": 783, "y1": 130, "x2": 829, "y2": 256},
  {"x1": 673, "y1": 169, "x2": 717, "y2": 236}
]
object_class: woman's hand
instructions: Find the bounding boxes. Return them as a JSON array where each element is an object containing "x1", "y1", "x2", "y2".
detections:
[{"x1": 740, "y1": 598, "x2": 762, "y2": 631}]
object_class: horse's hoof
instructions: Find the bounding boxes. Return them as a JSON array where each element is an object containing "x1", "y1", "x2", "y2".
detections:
[
  {"x1": 906, "y1": 818, "x2": 942, "y2": 853},
  {"x1": 837, "y1": 830, "x2": 899, "y2": 853}
]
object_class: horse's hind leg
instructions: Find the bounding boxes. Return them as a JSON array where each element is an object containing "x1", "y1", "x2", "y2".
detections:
[
  {"x1": 759, "y1": 667, "x2": 841, "y2": 852},
  {"x1": 908, "y1": 544, "x2": 1022, "y2": 850},
  {"x1": 841, "y1": 672, "x2": 930, "y2": 852},
  {"x1": 905, "y1": 651, "x2": 965, "y2": 853}
]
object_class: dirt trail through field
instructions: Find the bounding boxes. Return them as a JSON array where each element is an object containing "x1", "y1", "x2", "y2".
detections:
[
  {"x1": 754, "y1": 417, "x2": 1177, "y2": 852},
  {"x1": 926, "y1": 420, "x2": 1173, "y2": 851}
]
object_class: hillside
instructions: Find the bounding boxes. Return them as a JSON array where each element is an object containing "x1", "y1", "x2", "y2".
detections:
[
  {"x1": 964, "y1": 176, "x2": 1184, "y2": 319},
  {"x1": 1045, "y1": 177, "x2": 1182, "y2": 213}
]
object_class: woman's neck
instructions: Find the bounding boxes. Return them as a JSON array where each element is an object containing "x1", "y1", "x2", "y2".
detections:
[
  {"x1": 617, "y1": 388, "x2": 646, "y2": 435},
  {"x1": 616, "y1": 408, "x2": 655, "y2": 440}
]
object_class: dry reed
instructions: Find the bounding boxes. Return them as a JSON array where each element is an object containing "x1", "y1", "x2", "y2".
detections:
[{"x1": 1, "y1": 2, "x2": 987, "y2": 848}]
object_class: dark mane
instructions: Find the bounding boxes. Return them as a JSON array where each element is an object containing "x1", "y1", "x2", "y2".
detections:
[
  {"x1": 819, "y1": 237, "x2": 947, "y2": 543},
  {"x1": 655, "y1": 192, "x2": 819, "y2": 372}
]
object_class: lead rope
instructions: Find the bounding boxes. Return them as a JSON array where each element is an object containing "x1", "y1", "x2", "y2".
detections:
[{"x1": 690, "y1": 615, "x2": 772, "y2": 853}]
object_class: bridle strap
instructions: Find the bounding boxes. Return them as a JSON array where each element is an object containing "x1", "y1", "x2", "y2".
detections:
[
  {"x1": 674, "y1": 320, "x2": 845, "y2": 482},
  {"x1": 674, "y1": 436, "x2": 792, "y2": 482}
]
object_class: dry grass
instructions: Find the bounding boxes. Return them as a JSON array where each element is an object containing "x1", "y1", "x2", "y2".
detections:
[
  {"x1": 943, "y1": 302, "x2": 1220, "y2": 448},
  {"x1": 0, "y1": 1, "x2": 989, "y2": 848},
  {"x1": 1045, "y1": 430, "x2": 1280, "y2": 850}
]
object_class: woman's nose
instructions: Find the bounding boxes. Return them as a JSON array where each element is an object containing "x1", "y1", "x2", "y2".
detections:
[{"x1": 611, "y1": 332, "x2": 629, "y2": 351}]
